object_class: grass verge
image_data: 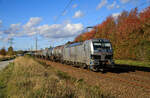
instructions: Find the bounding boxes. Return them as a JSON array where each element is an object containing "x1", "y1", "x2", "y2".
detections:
[
  {"x1": 0, "y1": 56, "x2": 113, "y2": 98},
  {"x1": 115, "y1": 60, "x2": 150, "y2": 67},
  {"x1": 0, "y1": 62, "x2": 14, "y2": 97},
  {"x1": 0, "y1": 56, "x2": 15, "y2": 62}
]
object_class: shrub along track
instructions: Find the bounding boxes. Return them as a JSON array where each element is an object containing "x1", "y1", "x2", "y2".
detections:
[{"x1": 37, "y1": 58, "x2": 150, "y2": 98}]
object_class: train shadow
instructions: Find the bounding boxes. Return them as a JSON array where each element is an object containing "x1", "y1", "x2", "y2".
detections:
[{"x1": 105, "y1": 64, "x2": 150, "y2": 74}]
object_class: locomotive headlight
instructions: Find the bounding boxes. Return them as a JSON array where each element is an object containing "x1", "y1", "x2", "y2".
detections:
[
  {"x1": 90, "y1": 61, "x2": 93, "y2": 65},
  {"x1": 90, "y1": 59, "x2": 94, "y2": 65}
]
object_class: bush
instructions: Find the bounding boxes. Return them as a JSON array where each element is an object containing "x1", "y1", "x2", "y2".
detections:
[
  {"x1": 7, "y1": 46, "x2": 14, "y2": 56},
  {"x1": 0, "y1": 48, "x2": 6, "y2": 56}
]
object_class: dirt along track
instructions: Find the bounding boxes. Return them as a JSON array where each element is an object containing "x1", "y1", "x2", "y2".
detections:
[{"x1": 37, "y1": 58, "x2": 150, "y2": 98}]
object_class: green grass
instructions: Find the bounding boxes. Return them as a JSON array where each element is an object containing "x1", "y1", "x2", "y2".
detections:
[
  {"x1": 0, "y1": 62, "x2": 14, "y2": 97},
  {"x1": 0, "y1": 56, "x2": 113, "y2": 98},
  {"x1": 115, "y1": 60, "x2": 150, "y2": 67}
]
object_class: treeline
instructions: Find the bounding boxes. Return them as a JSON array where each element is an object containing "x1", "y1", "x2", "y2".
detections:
[
  {"x1": 0, "y1": 46, "x2": 29, "y2": 57},
  {"x1": 75, "y1": 6, "x2": 150, "y2": 61},
  {"x1": 0, "y1": 46, "x2": 14, "y2": 56}
]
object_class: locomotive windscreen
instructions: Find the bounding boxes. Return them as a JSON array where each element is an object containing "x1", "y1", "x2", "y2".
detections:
[{"x1": 93, "y1": 42, "x2": 111, "y2": 50}]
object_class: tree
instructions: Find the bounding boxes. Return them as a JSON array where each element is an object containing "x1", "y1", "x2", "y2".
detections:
[
  {"x1": 74, "y1": 6, "x2": 150, "y2": 61},
  {"x1": 0, "y1": 48, "x2": 6, "y2": 56},
  {"x1": 49, "y1": 46, "x2": 53, "y2": 49},
  {"x1": 16, "y1": 50, "x2": 24, "y2": 54},
  {"x1": 140, "y1": 7, "x2": 150, "y2": 40},
  {"x1": 7, "y1": 46, "x2": 14, "y2": 56}
]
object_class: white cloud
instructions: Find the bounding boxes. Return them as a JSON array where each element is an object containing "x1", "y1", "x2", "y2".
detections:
[
  {"x1": 10, "y1": 23, "x2": 21, "y2": 31},
  {"x1": 72, "y1": 4, "x2": 78, "y2": 8},
  {"x1": 112, "y1": 13, "x2": 121, "y2": 20},
  {"x1": 96, "y1": 0, "x2": 107, "y2": 10},
  {"x1": 120, "y1": 0, "x2": 130, "y2": 4},
  {"x1": 37, "y1": 22, "x2": 83, "y2": 39},
  {"x1": 22, "y1": 17, "x2": 42, "y2": 36},
  {"x1": 0, "y1": 36, "x2": 6, "y2": 42},
  {"x1": 3, "y1": 23, "x2": 21, "y2": 34},
  {"x1": 73, "y1": 10, "x2": 84, "y2": 18},
  {"x1": 23, "y1": 27, "x2": 37, "y2": 36},
  {"x1": 116, "y1": 5, "x2": 120, "y2": 8},
  {"x1": 0, "y1": 17, "x2": 84, "y2": 42},
  {"x1": 0, "y1": 23, "x2": 21, "y2": 42},
  {"x1": 107, "y1": 1, "x2": 116, "y2": 10},
  {"x1": 23, "y1": 17, "x2": 42, "y2": 29},
  {"x1": 0, "y1": 17, "x2": 42, "y2": 41},
  {"x1": 0, "y1": 31, "x2": 3, "y2": 35}
]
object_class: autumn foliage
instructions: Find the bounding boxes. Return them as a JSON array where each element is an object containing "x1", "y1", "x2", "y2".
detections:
[
  {"x1": 0, "y1": 48, "x2": 6, "y2": 56},
  {"x1": 75, "y1": 6, "x2": 150, "y2": 61}
]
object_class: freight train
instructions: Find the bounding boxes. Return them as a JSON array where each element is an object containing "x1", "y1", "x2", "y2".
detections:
[{"x1": 32, "y1": 38, "x2": 114, "y2": 72}]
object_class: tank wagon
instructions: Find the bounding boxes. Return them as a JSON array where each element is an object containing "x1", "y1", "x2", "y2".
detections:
[
  {"x1": 33, "y1": 38, "x2": 114, "y2": 71},
  {"x1": 42, "y1": 48, "x2": 53, "y2": 59},
  {"x1": 34, "y1": 48, "x2": 53, "y2": 59},
  {"x1": 34, "y1": 50, "x2": 43, "y2": 58},
  {"x1": 52, "y1": 45, "x2": 64, "y2": 62}
]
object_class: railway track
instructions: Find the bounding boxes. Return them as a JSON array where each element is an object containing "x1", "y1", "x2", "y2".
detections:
[
  {"x1": 131, "y1": 71, "x2": 150, "y2": 78},
  {"x1": 37, "y1": 58, "x2": 150, "y2": 97},
  {"x1": 103, "y1": 73, "x2": 150, "y2": 92},
  {"x1": 114, "y1": 72, "x2": 150, "y2": 84}
]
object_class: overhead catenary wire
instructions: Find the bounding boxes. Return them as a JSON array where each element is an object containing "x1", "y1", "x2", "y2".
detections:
[
  {"x1": 33, "y1": 0, "x2": 73, "y2": 51},
  {"x1": 54, "y1": 0, "x2": 73, "y2": 23},
  {"x1": 44, "y1": 0, "x2": 74, "y2": 47}
]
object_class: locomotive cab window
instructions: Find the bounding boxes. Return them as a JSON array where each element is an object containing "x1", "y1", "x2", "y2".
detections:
[
  {"x1": 93, "y1": 42, "x2": 111, "y2": 50},
  {"x1": 103, "y1": 43, "x2": 111, "y2": 49},
  {"x1": 93, "y1": 43, "x2": 102, "y2": 50}
]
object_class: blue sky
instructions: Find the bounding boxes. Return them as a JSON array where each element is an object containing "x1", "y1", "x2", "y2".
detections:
[{"x1": 0, "y1": 0, "x2": 150, "y2": 50}]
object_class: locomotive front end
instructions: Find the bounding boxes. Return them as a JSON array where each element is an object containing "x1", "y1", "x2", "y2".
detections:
[{"x1": 90, "y1": 39, "x2": 114, "y2": 70}]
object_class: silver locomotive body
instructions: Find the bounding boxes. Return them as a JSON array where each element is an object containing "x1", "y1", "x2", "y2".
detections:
[
  {"x1": 63, "y1": 42, "x2": 85, "y2": 64},
  {"x1": 63, "y1": 38, "x2": 114, "y2": 70}
]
